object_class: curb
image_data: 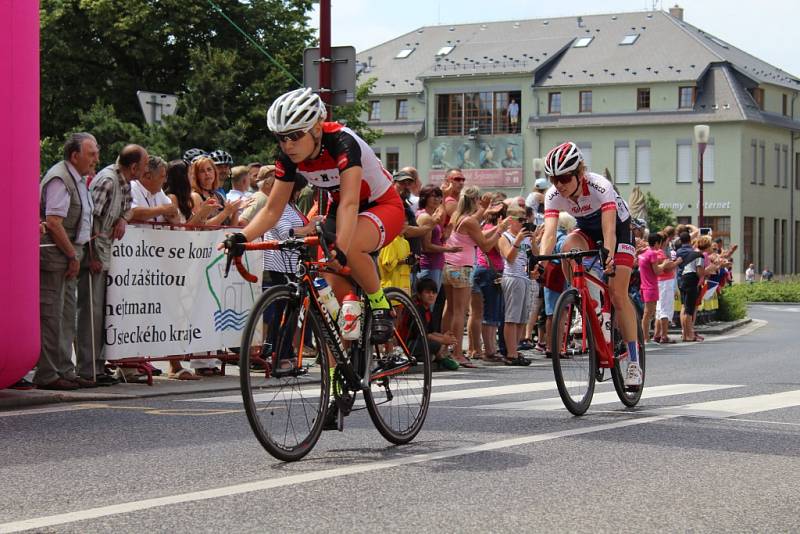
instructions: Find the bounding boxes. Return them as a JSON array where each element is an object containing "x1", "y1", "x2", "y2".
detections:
[{"x1": 668, "y1": 317, "x2": 751, "y2": 336}]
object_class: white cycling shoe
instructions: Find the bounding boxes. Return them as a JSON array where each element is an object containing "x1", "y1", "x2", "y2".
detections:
[{"x1": 624, "y1": 361, "x2": 643, "y2": 387}]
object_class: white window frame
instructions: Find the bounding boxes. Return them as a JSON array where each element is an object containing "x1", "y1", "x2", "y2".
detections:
[
  {"x1": 615, "y1": 141, "x2": 630, "y2": 184},
  {"x1": 635, "y1": 141, "x2": 652, "y2": 184},
  {"x1": 677, "y1": 139, "x2": 692, "y2": 183}
]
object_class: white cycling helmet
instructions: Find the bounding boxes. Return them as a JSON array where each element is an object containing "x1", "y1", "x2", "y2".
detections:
[
  {"x1": 543, "y1": 141, "x2": 584, "y2": 177},
  {"x1": 267, "y1": 87, "x2": 327, "y2": 133}
]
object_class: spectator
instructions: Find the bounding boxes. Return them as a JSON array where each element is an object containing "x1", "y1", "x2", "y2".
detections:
[
  {"x1": 130, "y1": 156, "x2": 180, "y2": 224},
  {"x1": 678, "y1": 234, "x2": 709, "y2": 342},
  {"x1": 76, "y1": 144, "x2": 148, "y2": 384},
  {"x1": 654, "y1": 230, "x2": 682, "y2": 344},
  {"x1": 416, "y1": 185, "x2": 453, "y2": 290},
  {"x1": 638, "y1": 233, "x2": 671, "y2": 343},
  {"x1": 745, "y1": 263, "x2": 756, "y2": 283},
  {"x1": 413, "y1": 278, "x2": 459, "y2": 370},
  {"x1": 441, "y1": 168, "x2": 465, "y2": 223},
  {"x1": 507, "y1": 98, "x2": 519, "y2": 133},
  {"x1": 397, "y1": 166, "x2": 421, "y2": 211},
  {"x1": 524, "y1": 177, "x2": 548, "y2": 214},
  {"x1": 35, "y1": 132, "x2": 99, "y2": 390},
  {"x1": 394, "y1": 168, "x2": 433, "y2": 289},
  {"x1": 542, "y1": 212, "x2": 576, "y2": 355},
  {"x1": 164, "y1": 160, "x2": 216, "y2": 225},
  {"x1": 226, "y1": 165, "x2": 253, "y2": 205},
  {"x1": 761, "y1": 266, "x2": 774, "y2": 281},
  {"x1": 247, "y1": 162, "x2": 262, "y2": 192},
  {"x1": 189, "y1": 155, "x2": 242, "y2": 227},
  {"x1": 442, "y1": 186, "x2": 509, "y2": 367},
  {"x1": 473, "y1": 197, "x2": 506, "y2": 362},
  {"x1": 209, "y1": 149, "x2": 234, "y2": 192},
  {"x1": 497, "y1": 205, "x2": 533, "y2": 366},
  {"x1": 239, "y1": 165, "x2": 275, "y2": 226}
]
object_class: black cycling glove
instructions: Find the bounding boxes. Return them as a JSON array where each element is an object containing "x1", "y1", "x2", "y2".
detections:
[{"x1": 223, "y1": 232, "x2": 248, "y2": 257}]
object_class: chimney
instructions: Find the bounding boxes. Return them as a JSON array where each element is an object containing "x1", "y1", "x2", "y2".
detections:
[
  {"x1": 669, "y1": 4, "x2": 684, "y2": 21},
  {"x1": 577, "y1": 16, "x2": 584, "y2": 28}
]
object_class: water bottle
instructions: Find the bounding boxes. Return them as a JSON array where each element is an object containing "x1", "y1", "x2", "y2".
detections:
[
  {"x1": 313, "y1": 278, "x2": 340, "y2": 320},
  {"x1": 601, "y1": 310, "x2": 612, "y2": 344},
  {"x1": 338, "y1": 292, "x2": 362, "y2": 341}
]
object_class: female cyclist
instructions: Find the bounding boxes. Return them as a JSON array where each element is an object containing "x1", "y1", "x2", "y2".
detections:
[
  {"x1": 223, "y1": 88, "x2": 404, "y2": 343},
  {"x1": 538, "y1": 142, "x2": 642, "y2": 387}
]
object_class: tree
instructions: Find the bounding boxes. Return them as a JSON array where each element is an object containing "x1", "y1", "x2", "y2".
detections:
[
  {"x1": 40, "y1": 0, "x2": 315, "y2": 167},
  {"x1": 644, "y1": 192, "x2": 677, "y2": 233},
  {"x1": 331, "y1": 78, "x2": 382, "y2": 145}
]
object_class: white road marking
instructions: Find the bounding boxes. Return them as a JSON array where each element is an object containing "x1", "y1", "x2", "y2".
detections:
[
  {"x1": 647, "y1": 390, "x2": 800, "y2": 418},
  {"x1": 474, "y1": 384, "x2": 743, "y2": 411},
  {"x1": 0, "y1": 403, "x2": 105, "y2": 418},
  {"x1": 0, "y1": 414, "x2": 674, "y2": 533}
]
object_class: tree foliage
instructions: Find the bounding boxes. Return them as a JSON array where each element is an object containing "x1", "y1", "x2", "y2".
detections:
[
  {"x1": 644, "y1": 192, "x2": 677, "y2": 233},
  {"x1": 40, "y1": 0, "x2": 315, "y2": 167}
]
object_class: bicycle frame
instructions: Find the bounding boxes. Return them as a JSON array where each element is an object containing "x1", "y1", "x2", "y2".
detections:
[{"x1": 568, "y1": 262, "x2": 615, "y2": 369}]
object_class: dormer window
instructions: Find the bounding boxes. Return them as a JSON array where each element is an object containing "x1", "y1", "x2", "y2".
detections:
[
  {"x1": 395, "y1": 48, "x2": 414, "y2": 59},
  {"x1": 619, "y1": 34, "x2": 639, "y2": 45},
  {"x1": 573, "y1": 37, "x2": 594, "y2": 48},
  {"x1": 436, "y1": 45, "x2": 455, "y2": 56}
]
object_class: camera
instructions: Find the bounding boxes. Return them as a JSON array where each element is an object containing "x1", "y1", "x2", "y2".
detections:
[
  {"x1": 522, "y1": 222, "x2": 537, "y2": 232},
  {"x1": 699, "y1": 227, "x2": 713, "y2": 236}
]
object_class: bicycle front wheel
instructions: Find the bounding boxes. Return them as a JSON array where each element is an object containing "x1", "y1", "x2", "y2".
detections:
[
  {"x1": 363, "y1": 287, "x2": 432, "y2": 444},
  {"x1": 550, "y1": 288, "x2": 597, "y2": 415},
  {"x1": 239, "y1": 285, "x2": 330, "y2": 462},
  {"x1": 611, "y1": 298, "x2": 646, "y2": 407}
]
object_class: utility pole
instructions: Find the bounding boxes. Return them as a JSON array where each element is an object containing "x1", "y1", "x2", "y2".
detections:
[{"x1": 319, "y1": 0, "x2": 332, "y2": 120}]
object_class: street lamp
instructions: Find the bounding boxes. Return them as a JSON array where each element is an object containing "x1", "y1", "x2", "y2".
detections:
[{"x1": 694, "y1": 124, "x2": 710, "y2": 228}]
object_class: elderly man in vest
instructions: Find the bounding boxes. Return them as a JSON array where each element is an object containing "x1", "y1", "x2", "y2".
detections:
[
  {"x1": 73, "y1": 144, "x2": 146, "y2": 385},
  {"x1": 36, "y1": 133, "x2": 98, "y2": 390}
]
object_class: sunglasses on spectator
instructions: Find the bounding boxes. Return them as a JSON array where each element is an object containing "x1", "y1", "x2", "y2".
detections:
[
  {"x1": 450, "y1": 176, "x2": 466, "y2": 182},
  {"x1": 549, "y1": 173, "x2": 575, "y2": 185},
  {"x1": 516, "y1": 217, "x2": 527, "y2": 223},
  {"x1": 274, "y1": 127, "x2": 311, "y2": 144}
]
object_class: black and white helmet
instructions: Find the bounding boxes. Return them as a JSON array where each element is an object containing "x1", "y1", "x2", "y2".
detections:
[
  {"x1": 544, "y1": 141, "x2": 584, "y2": 177},
  {"x1": 267, "y1": 87, "x2": 326, "y2": 133},
  {"x1": 209, "y1": 149, "x2": 234, "y2": 166},
  {"x1": 182, "y1": 148, "x2": 207, "y2": 166}
]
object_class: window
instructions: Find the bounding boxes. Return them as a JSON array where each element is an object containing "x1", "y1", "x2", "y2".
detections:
[
  {"x1": 774, "y1": 218, "x2": 781, "y2": 275},
  {"x1": 743, "y1": 217, "x2": 754, "y2": 272},
  {"x1": 782, "y1": 146, "x2": 789, "y2": 188},
  {"x1": 396, "y1": 99, "x2": 408, "y2": 120},
  {"x1": 796, "y1": 153, "x2": 800, "y2": 190},
  {"x1": 436, "y1": 45, "x2": 455, "y2": 56},
  {"x1": 759, "y1": 142, "x2": 765, "y2": 184},
  {"x1": 635, "y1": 141, "x2": 651, "y2": 184},
  {"x1": 677, "y1": 140, "x2": 692, "y2": 183},
  {"x1": 548, "y1": 92, "x2": 561, "y2": 114},
  {"x1": 436, "y1": 94, "x2": 463, "y2": 135},
  {"x1": 679, "y1": 86, "x2": 695, "y2": 109},
  {"x1": 464, "y1": 92, "x2": 493, "y2": 134},
  {"x1": 751, "y1": 140, "x2": 757, "y2": 184},
  {"x1": 371, "y1": 147, "x2": 381, "y2": 158},
  {"x1": 577, "y1": 142, "x2": 592, "y2": 170},
  {"x1": 750, "y1": 87, "x2": 764, "y2": 110},
  {"x1": 620, "y1": 34, "x2": 639, "y2": 45},
  {"x1": 758, "y1": 217, "x2": 765, "y2": 270},
  {"x1": 574, "y1": 37, "x2": 594, "y2": 48},
  {"x1": 782, "y1": 219, "x2": 788, "y2": 274},
  {"x1": 775, "y1": 144, "x2": 781, "y2": 187},
  {"x1": 783, "y1": 94, "x2": 788, "y2": 116},
  {"x1": 796, "y1": 221, "x2": 800, "y2": 274},
  {"x1": 677, "y1": 216, "x2": 692, "y2": 226},
  {"x1": 369, "y1": 100, "x2": 380, "y2": 121},
  {"x1": 702, "y1": 141, "x2": 714, "y2": 182},
  {"x1": 386, "y1": 150, "x2": 399, "y2": 174},
  {"x1": 704, "y1": 216, "x2": 731, "y2": 247},
  {"x1": 579, "y1": 91, "x2": 592, "y2": 112},
  {"x1": 637, "y1": 88, "x2": 650, "y2": 110},
  {"x1": 614, "y1": 142, "x2": 630, "y2": 184},
  {"x1": 395, "y1": 48, "x2": 414, "y2": 59}
]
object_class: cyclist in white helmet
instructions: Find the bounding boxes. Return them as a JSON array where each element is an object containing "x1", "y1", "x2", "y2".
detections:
[
  {"x1": 223, "y1": 87, "x2": 404, "y2": 343},
  {"x1": 538, "y1": 141, "x2": 642, "y2": 387}
]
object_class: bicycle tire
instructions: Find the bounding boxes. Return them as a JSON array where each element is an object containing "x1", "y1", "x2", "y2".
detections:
[
  {"x1": 550, "y1": 288, "x2": 597, "y2": 416},
  {"x1": 239, "y1": 285, "x2": 330, "y2": 462},
  {"x1": 363, "y1": 287, "x2": 432, "y2": 444},
  {"x1": 611, "y1": 298, "x2": 646, "y2": 407}
]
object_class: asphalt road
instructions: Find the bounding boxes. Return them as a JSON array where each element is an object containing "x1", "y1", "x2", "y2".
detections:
[{"x1": 1, "y1": 304, "x2": 798, "y2": 533}]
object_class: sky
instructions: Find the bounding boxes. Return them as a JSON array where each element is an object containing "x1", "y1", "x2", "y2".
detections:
[{"x1": 309, "y1": 0, "x2": 800, "y2": 78}]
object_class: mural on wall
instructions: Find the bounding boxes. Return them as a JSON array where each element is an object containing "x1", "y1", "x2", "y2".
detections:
[{"x1": 429, "y1": 136, "x2": 523, "y2": 187}]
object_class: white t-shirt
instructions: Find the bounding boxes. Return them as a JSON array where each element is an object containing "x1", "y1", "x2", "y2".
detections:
[{"x1": 130, "y1": 179, "x2": 173, "y2": 223}]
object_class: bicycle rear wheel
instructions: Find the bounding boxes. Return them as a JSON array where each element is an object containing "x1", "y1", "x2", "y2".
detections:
[
  {"x1": 239, "y1": 285, "x2": 330, "y2": 462},
  {"x1": 363, "y1": 287, "x2": 432, "y2": 444},
  {"x1": 550, "y1": 288, "x2": 597, "y2": 415},
  {"x1": 611, "y1": 298, "x2": 646, "y2": 407}
]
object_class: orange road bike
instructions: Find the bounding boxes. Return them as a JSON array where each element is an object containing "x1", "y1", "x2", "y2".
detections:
[
  {"x1": 225, "y1": 230, "x2": 431, "y2": 461},
  {"x1": 531, "y1": 247, "x2": 645, "y2": 415}
]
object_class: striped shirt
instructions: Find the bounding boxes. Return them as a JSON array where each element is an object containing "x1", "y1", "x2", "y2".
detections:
[
  {"x1": 501, "y1": 231, "x2": 531, "y2": 278},
  {"x1": 263, "y1": 203, "x2": 308, "y2": 273}
]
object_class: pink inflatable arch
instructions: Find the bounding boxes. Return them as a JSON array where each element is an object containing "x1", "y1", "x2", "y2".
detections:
[{"x1": 0, "y1": 1, "x2": 40, "y2": 388}]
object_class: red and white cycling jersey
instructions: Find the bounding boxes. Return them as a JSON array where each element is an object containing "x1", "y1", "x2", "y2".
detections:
[
  {"x1": 274, "y1": 123, "x2": 392, "y2": 203},
  {"x1": 543, "y1": 171, "x2": 630, "y2": 232}
]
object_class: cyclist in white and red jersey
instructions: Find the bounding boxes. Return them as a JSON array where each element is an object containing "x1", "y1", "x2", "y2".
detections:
[
  {"x1": 538, "y1": 141, "x2": 642, "y2": 386},
  {"x1": 224, "y1": 87, "x2": 404, "y2": 343}
]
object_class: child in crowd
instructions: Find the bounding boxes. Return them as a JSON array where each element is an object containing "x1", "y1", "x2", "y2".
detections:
[{"x1": 414, "y1": 278, "x2": 459, "y2": 370}]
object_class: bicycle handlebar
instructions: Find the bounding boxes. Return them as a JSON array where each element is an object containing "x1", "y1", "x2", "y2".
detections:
[{"x1": 531, "y1": 242, "x2": 615, "y2": 277}]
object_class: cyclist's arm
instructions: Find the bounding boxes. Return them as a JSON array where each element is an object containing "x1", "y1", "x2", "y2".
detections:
[
  {"x1": 240, "y1": 179, "x2": 292, "y2": 241},
  {"x1": 538, "y1": 215, "x2": 559, "y2": 257},
  {"x1": 334, "y1": 166, "x2": 362, "y2": 255}
]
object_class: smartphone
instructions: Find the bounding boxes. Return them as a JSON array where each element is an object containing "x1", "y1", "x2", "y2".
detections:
[
  {"x1": 522, "y1": 222, "x2": 537, "y2": 232},
  {"x1": 699, "y1": 227, "x2": 713, "y2": 236}
]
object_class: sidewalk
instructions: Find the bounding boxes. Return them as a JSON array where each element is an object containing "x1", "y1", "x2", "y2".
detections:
[{"x1": 0, "y1": 317, "x2": 754, "y2": 412}]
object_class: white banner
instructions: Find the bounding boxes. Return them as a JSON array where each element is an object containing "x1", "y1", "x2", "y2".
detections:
[{"x1": 104, "y1": 227, "x2": 262, "y2": 359}]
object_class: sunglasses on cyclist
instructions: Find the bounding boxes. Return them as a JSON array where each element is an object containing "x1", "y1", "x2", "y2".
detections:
[
  {"x1": 274, "y1": 128, "x2": 310, "y2": 144},
  {"x1": 549, "y1": 173, "x2": 576, "y2": 185}
]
